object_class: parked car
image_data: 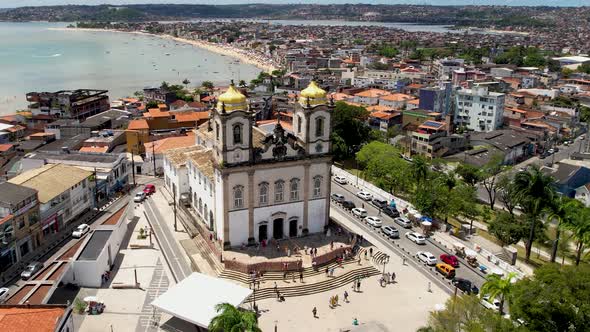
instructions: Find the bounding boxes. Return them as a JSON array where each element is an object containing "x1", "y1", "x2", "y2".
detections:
[
  {"x1": 381, "y1": 226, "x2": 399, "y2": 239},
  {"x1": 352, "y1": 207, "x2": 368, "y2": 218},
  {"x1": 179, "y1": 193, "x2": 191, "y2": 207},
  {"x1": 382, "y1": 206, "x2": 400, "y2": 218},
  {"x1": 356, "y1": 191, "x2": 373, "y2": 201},
  {"x1": 417, "y1": 251, "x2": 437, "y2": 266},
  {"x1": 143, "y1": 184, "x2": 156, "y2": 195},
  {"x1": 452, "y1": 277, "x2": 479, "y2": 294},
  {"x1": 436, "y1": 263, "x2": 456, "y2": 279},
  {"x1": 554, "y1": 147, "x2": 560, "y2": 152},
  {"x1": 371, "y1": 198, "x2": 388, "y2": 209},
  {"x1": 21, "y1": 262, "x2": 43, "y2": 280},
  {"x1": 394, "y1": 216, "x2": 412, "y2": 228},
  {"x1": 365, "y1": 216, "x2": 382, "y2": 227},
  {"x1": 548, "y1": 148, "x2": 555, "y2": 154},
  {"x1": 0, "y1": 287, "x2": 9, "y2": 303},
  {"x1": 539, "y1": 153, "x2": 547, "y2": 159},
  {"x1": 72, "y1": 223, "x2": 90, "y2": 238},
  {"x1": 481, "y1": 295, "x2": 501, "y2": 311},
  {"x1": 342, "y1": 200, "x2": 356, "y2": 210},
  {"x1": 134, "y1": 192, "x2": 146, "y2": 203},
  {"x1": 440, "y1": 254, "x2": 460, "y2": 267},
  {"x1": 334, "y1": 176, "x2": 348, "y2": 185},
  {"x1": 331, "y1": 193, "x2": 345, "y2": 203},
  {"x1": 405, "y1": 232, "x2": 426, "y2": 244}
]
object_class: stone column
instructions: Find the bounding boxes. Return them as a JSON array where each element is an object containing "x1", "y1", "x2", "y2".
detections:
[
  {"x1": 303, "y1": 162, "x2": 310, "y2": 231},
  {"x1": 247, "y1": 169, "x2": 255, "y2": 242}
]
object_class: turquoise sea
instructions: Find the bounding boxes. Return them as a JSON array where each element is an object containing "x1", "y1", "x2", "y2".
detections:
[{"x1": 0, "y1": 22, "x2": 261, "y2": 114}]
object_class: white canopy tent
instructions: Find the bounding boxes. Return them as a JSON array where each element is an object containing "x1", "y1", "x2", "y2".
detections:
[{"x1": 151, "y1": 272, "x2": 253, "y2": 329}]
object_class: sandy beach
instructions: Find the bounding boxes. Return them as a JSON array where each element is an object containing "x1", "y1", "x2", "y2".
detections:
[{"x1": 49, "y1": 27, "x2": 278, "y2": 73}]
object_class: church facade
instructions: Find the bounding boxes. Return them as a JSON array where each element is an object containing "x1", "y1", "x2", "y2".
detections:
[{"x1": 163, "y1": 82, "x2": 334, "y2": 248}]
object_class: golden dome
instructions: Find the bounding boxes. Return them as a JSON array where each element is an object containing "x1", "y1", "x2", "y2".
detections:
[
  {"x1": 217, "y1": 84, "x2": 247, "y2": 112},
  {"x1": 299, "y1": 81, "x2": 327, "y2": 107}
]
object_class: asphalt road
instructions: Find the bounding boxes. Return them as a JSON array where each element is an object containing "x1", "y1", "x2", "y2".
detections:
[{"x1": 330, "y1": 180, "x2": 487, "y2": 291}]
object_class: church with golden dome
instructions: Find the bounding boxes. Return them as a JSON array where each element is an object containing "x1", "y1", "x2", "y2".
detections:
[{"x1": 172, "y1": 81, "x2": 335, "y2": 248}]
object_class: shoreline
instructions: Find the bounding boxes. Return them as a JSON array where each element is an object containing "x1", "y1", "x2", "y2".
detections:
[{"x1": 48, "y1": 27, "x2": 278, "y2": 73}]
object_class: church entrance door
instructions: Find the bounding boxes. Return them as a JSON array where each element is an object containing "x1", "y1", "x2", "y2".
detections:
[
  {"x1": 259, "y1": 224, "x2": 268, "y2": 242},
  {"x1": 289, "y1": 219, "x2": 298, "y2": 237},
  {"x1": 273, "y1": 218, "x2": 284, "y2": 239}
]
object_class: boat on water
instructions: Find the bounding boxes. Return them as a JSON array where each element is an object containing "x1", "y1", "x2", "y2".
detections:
[
  {"x1": 165, "y1": 53, "x2": 171, "y2": 56},
  {"x1": 212, "y1": 71, "x2": 219, "y2": 74}
]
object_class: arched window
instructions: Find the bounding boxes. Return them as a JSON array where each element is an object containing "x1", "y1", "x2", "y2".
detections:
[
  {"x1": 193, "y1": 193, "x2": 197, "y2": 207},
  {"x1": 233, "y1": 124, "x2": 242, "y2": 144},
  {"x1": 215, "y1": 123, "x2": 220, "y2": 140},
  {"x1": 313, "y1": 176, "x2": 323, "y2": 197},
  {"x1": 233, "y1": 185, "x2": 244, "y2": 208},
  {"x1": 290, "y1": 178, "x2": 300, "y2": 201},
  {"x1": 259, "y1": 182, "x2": 269, "y2": 205},
  {"x1": 274, "y1": 180, "x2": 284, "y2": 203},
  {"x1": 315, "y1": 117, "x2": 324, "y2": 137},
  {"x1": 198, "y1": 198, "x2": 203, "y2": 215},
  {"x1": 204, "y1": 204, "x2": 208, "y2": 221},
  {"x1": 297, "y1": 115, "x2": 302, "y2": 134}
]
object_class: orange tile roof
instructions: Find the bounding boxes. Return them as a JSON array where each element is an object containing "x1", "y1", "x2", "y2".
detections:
[
  {"x1": 379, "y1": 93, "x2": 414, "y2": 102},
  {"x1": 256, "y1": 119, "x2": 293, "y2": 131},
  {"x1": 344, "y1": 101, "x2": 363, "y2": 107},
  {"x1": 354, "y1": 89, "x2": 391, "y2": 98},
  {"x1": 0, "y1": 144, "x2": 14, "y2": 152},
  {"x1": 367, "y1": 105, "x2": 394, "y2": 112},
  {"x1": 371, "y1": 111, "x2": 399, "y2": 120},
  {"x1": 201, "y1": 95, "x2": 215, "y2": 102},
  {"x1": 121, "y1": 98, "x2": 139, "y2": 103},
  {"x1": 330, "y1": 92, "x2": 352, "y2": 101},
  {"x1": 158, "y1": 103, "x2": 168, "y2": 110},
  {"x1": 138, "y1": 105, "x2": 146, "y2": 111},
  {"x1": 79, "y1": 146, "x2": 109, "y2": 153},
  {"x1": 28, "y1": 132, "x2": 53, "y2": 137},
  {"x1": 0, "y1": 214, "x2": 13, "y2": 226},
  {"x1": 145, "y1": 109, "x2": 170, "y2": 118},
  {"x1": 0, "y1": 306, "x2": 66, "y2": 332},
  {"x1": 145, "y1": 133, "x2": 196, "y2": 154},
  {"x1": 174, "y1": 111, "x2": 209, "y2": 123},
  {"x1": 408, "y1": 99, "x2": 420, "y2": 105},
  {"x1": 188, "y1": 101, "x2": 207, "y2": 108},
  {"x1": 128, "y1": 119, "x2": 149, "y2": 130},
  {"x1": 5, "y1": 125, "x2": 25, "y2": 133},
  {"x1": 407, "y1": 83, "x2": 424, "y2": 89},
  {"x1": 401, "y1": 67, "x2": 421, "y2": 73}
]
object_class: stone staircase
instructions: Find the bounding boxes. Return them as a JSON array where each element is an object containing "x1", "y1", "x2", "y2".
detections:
[{"x1": 242, "y1": 266, "x2": 379, "y2": 302}]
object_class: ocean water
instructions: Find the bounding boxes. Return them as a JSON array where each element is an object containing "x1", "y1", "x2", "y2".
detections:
[{"x1": 0, "y1": 22, "x2": 261, "y2": 114}]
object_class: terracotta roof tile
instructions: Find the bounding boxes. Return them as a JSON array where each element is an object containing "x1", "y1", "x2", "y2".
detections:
[
  {"x1": 127, "y1": 119, "x2": 149, "y2": 130},
  {"x1": 145, "y1": 133, "x2": 195, "y2": 154},
  {"x1": 0, "y1": 306, "x2": 66, "y2": 332}
]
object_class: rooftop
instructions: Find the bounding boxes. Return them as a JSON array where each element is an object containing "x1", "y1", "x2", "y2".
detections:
[
  {"x1": 470, "y1": 129, "x2": 531, "y2": 152},
  {"x1": 0, "y1": 305, "x2": 68, "y2": 332},
  {"x1": 9, "y1": 164, "x2": 92, "y2": 203},
  {"x1": 164, "y1": 146, "x2": 204, "y2": 167},
  {"x1": 127, "y1": 119, "x2": 149, "y2": 130},
  {"x1": 77, "y1": 230, "x2": 113, "y2": 261},
  {"x1": 0, "y1": 182, "x2": 37, "y2": 206},
  {"x1": 188, "y1": 149, "x2": 214, "y2": 181},
  {"x1": 144, "y1": 133, "x2": 195, "y2": 154},
  {"x1": 354, "y1": 89, "x2": 391, "y2": 98},
  {"x1": 25, "y1": 150, "x2": 123, "y2": 164}
]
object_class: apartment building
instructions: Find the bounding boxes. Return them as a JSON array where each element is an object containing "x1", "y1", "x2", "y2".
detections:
[
  {"x1": 410, "y1": 121, "x2": 466, "y2": 159},
  {"x1": 454, "y1": 86, "x2": 505, "y2": 132},
  {"x1": 26, "y1": 89, "x2": 110, "y2": 120}
]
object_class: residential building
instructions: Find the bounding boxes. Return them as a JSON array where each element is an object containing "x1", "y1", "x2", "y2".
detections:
[
  {"x1": 574, "y1": 184, "x2": 590, "y2": 207},
  {"x1": 144, "y1": 133, "x2": 196, "y2": 176},
  {"x1": 26, "y1": 89, "x2": 110, "y2": 120},
  {"x1": 410, "y1": 121, "x2": 466, "y2": 159},
  {"x1": 541, "y1": 163, "x2": 590, "y2": 198},
  {"x1": 378, "y1": 93, "x2": 416, "y2": 110},
  {"x1": 167, "y1": 82, "x2": 332, "y2": 248},
  {"x1": 18, "y1": 151, "x2": 129, "y2": 201},
  {"x1": 353, "y1": 89, "x2": 391, "y2": 105},
  {"x1": 0, "y1": 304, "x2": 74, "y2": 332},
  {"x1": 433, "y1": 58, "x2": 464, "y2": 79},
  {"x1": 0, "y1": 183, "x2": 40, "y2": 272},
  {"x1": 454, "y1": 86, "x2": 505, "y2": 132},
  {"x1": 468, "y1": 129, "x2": 534, "y2": 165},
  {"x1": 9, "y1": 164, "x2": 94, "y2": 236},
  {"x1": 143, "y1": 87, "x2": 178, "y2": 105},
  {"x1": 418, "y1": 82, "x2": 452, "y2": 116}
]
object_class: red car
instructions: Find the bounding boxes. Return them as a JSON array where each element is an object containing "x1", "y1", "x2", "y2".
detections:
[
  {"x1": 143, "y1": 184, "x2": 156, "y2": 195},
  {"x1": 440, "y1": 254, "x2": 459, "y2": 267}
]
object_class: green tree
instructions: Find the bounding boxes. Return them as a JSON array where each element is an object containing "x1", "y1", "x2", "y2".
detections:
[
  {"x1": 509, "y1": 264, "x2": 590, "y2": 332},
  {"x1": 479, "y1": 154, "x2": 505, "y2": 210},
  {"x1": 238, "y1": 80, "x2": 247, "y2": 88},
  {"x1": 562, "y1": 200, "x2": 590, "y2": 265},
  {"x1": 456, "y1": 163, "x2": 480, "y2": 187},
  {"x1": 480, "y1": 272, "x2": 517, "y2": 315},
  {"x1": 358, "y1": 142, "x2": 411, "y2": 195},
  {"x1": 160, "y1": 81, "x2": 170, "y2": 90},
  {"x1": 411, "y1": 155, "x2": 430, "y2": 185},
  {"x1": 146, "y1": 100, "x2": 159, "y2": 109},
  {"x1": 422, "y1": 294, "x2": 523, "y2": 332},
  {"x1": 561, "y1": 67, "x2": 574, "y2": 78},
  {"x1": 547, "y1": 196, "x2": 575, "y2": 263},
  {"x1": 377, "y1": 44, "x2": 399, "y2": 58},
  {"x1": 202, "y1": 80, "x2": 214, "y2": 90},
  {"x1": 488, "y1": 212, "x2": 528, "y2": 247},
  {"x1": 331, "y1": 133, "x2": 348, "y2": 161},
  {"x1": 578, "y1": 62, "x2": 590, "y2": 74},
  {"x1": 182, "y1": 78, "x2": 190, "y2": 88},
  {"x1": 208, "y1": 303, "x2": 261, "y2": 332},
  {"x1": 332, "y1": 101, "x2": 370, "y2": 156},
  {"x1": 513, "y1": 166, "x2": 556, "y2": 262},
  {"x1": 496, "y1": 174, "x2": 519, "y2": 215}
]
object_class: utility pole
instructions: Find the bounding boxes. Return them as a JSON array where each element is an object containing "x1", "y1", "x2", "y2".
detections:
[
  {"x1": 152, "y1": 142, "x2": 157, "y2": 177},
  {"x1": 93, "y1": 167, "x2": 99, "y2": 208},
  {"x1": 131, "y1": 150, "x2": 136, "y2": 187},
  {"x1": 173, "y1": 189, "x2": 178, "y2": 232}
]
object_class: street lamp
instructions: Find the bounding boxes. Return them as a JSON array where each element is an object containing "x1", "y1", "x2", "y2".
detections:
[{"x1": 382, "y1": 254, "x2": 390, "y2": 275}]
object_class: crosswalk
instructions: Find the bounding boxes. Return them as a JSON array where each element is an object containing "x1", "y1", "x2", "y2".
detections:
[{"x1": 135, "y1": 259, "x2": 170, "y2": 332}]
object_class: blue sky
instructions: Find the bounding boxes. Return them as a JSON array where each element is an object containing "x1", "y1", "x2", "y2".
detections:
[{"x1": 1, "y1": 0, "x2": 586, "y2": 7}]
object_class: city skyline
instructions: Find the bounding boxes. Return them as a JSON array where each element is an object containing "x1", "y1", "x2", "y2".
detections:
[{"x1": 1, "y1": 0, "x2": 588, "y2": 8}]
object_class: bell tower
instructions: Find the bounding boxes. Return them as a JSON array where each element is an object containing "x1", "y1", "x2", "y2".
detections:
[
  {"x1": 211, "y1": 83, "x2": 253, "y2": 166},
  {"x1": 293, "y1": 81, "x2": 333, "y2": 156}
]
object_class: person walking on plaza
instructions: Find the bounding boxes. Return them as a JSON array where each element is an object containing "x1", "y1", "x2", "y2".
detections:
[
  {"x1": 344, "y1": 290, "x2": 349, "y2": 302},
  {"x1": 325, "y1": 266, "x2": 329, "y2": 277},
  {"x1": 312, "y1": 307, "x2": 317, "y2": 318},
  {"x1": 402, "y1": 256, "x2": 407, "y2": 265},
  {"x1": 364, "y1": 250, "x2": 367, "y2": 260},
  {"x1": 369, "y1": 248, "x2": 373, "y2": 257},
  {"x1": 299, "y1": 271, "x2": 304, "y2": 283}
]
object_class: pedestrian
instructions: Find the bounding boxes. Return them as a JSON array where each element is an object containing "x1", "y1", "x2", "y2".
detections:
[
  {"x1": 402, "y1": 256, "x2": 407, "y2": 265},
  {"x1": 428, "y1": 281, "x2": 432, "y2": 292},
  {"x1": 287, "y1": 248, "x2": 291, "y2": 257},
  {"x1": 283, "y1": 271, "x2": 287, "y2": 280},
  {"x1": 292, "y1": 272, "x2": 296, "y2": 282},
  {"x1": 344, "y1": 290, "x2": 349, "y2": 302},
  {"x1": 312, "y1": 307, "x2": 317, "y2": 318},
  {"x1": 335, "y1": 294, "x2": 339, "y2": 306},
  {"x1": 314, "y1": 247, "x2": 318, "y2": 256},
  {"x1": 362, "y1": 202, "x2": 365, "y2": 209},
  {"x1": 378, "y1": 209, "x2": 382, "y2": 216},
  {"x1": 299, "y1": 271, "x2": 303, "y2": 283},
  {"x1": 353, "y1": 318, "x2": 359, "y2": 326},
  {"x1": 330, "y1": 267, "x2": 335, "y2": 277},
  {"x1": 325, "y1": 266, "x2": 329, "y2": 277},
  {"x1": 391, "y1": 272, "x2": 396, "y2": 283},
  {"x1": 364, "y1": 250, "x2": 367, "y2": 260},
  {"x1": 369, "y1": 247, "x2": 373, "y2": 257},
  {"x1": 330, "y1": 240, "x2": 334, "y2": 250},
  {"x1": 358, "y1": 256, "x2": 362, "y2": 265},
  {"x1": 274, "y1": 282, "x2": 278, "y2": 293},
  {"x1": 357, "y1": 280, "x2": 361, "y2": 291}
]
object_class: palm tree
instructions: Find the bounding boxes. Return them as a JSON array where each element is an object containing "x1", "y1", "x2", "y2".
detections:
[
  {"x1": 563, "y1": 201, "x2": 590, "y2": 265},
  {"x1": 547, "y1": 196, "x2": 574, "y2": 263},
  {"x1": 208, "y1": 303, "x2": 261, "y2": 332},
  {"x1": 480, "y1": 272, "x2": 517, "y2": 315},
  {"x1": 182, "y1": 78, "x2": 191, "y2": 88},
  {"x1": 513, "y1": 166, "x2": 556, "y2": 262},
  {"x1": 411, "y1": 155, "x2": 429, "y2": 186}
]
